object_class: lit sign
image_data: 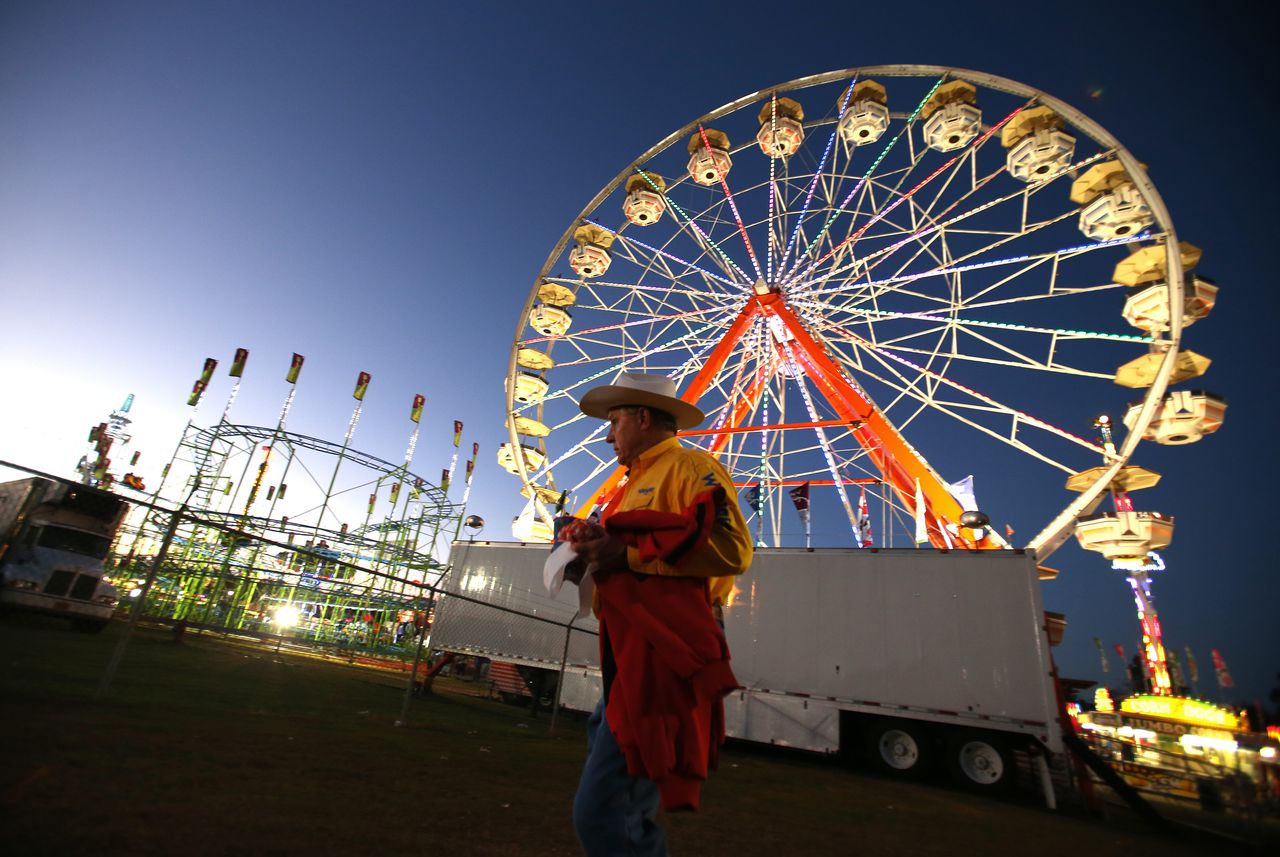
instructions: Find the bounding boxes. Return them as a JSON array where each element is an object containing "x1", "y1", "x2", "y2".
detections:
[
  {"x1": 1111, "y1": 551, "x2": 1165, "y2": 573},
  {"x1": 1119, "y1": 695, "x2": 1238, "y2": 729}
]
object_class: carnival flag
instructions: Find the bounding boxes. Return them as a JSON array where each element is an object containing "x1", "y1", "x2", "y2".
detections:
[
  {"x1": 1005, "y1": 524, "x2": 1015, "y2": 538},
  {"x1": 353, "y1": 371, "x2": 371, "y2": 401},
  {"x1": 199, "y1": 357, "x2": 218, "y2": 387},
  {"x1": 367, "y1": 492, "x2": 377, "y2": 514},
  {"x1": 410, "y1": 393, "x2": 425, "y2": 424},
  {"x1": 229, "y1": 348, "x2": 249, "y2": 377},
  {"x1": 441, "y1": 467, "x2": 451, "y2": 493},
  {"x1": 1184, "y1": 645, "x2": 1199, "y2": 684},
  {"x1": 746, "y1": 484, "x2": 761, "y2": 513},
  {"x1": 946, "y1": 475, "x2": 985, "y2": 539},
  {"x1": 856, "y1": 487, "x2": 873, "y2": 548},
  {"x1": 788, "y1": 482, "x2": 810, "y2": 512},
  {"x1": 913, "y1": 479, "x2": 928, "y2": 545},
  {"x1": 286, "y1": 353, "x2": 305, "y2": 384},
  {"x1": 1211, "y1": 648, "x2": 1234, "y2": 689},
  {"x1": 1094, "y1": 637, "x2": 1109, "y2": 673},
  {"x1": 453, "y1": 420, "x2": 463, "y2": 447},
  {"x1": 1113, "y1": 643, "x2": 1126, "y2": 662},
  {"x1": 188, "y1": 380, "x2": 205, "y2": 407},
  {"x1": 1166, "y1": 650, "x2": 1185, "y2": 690},
  {"x1": 789, "y1": 482, "x2": 811, "y2": 548}
]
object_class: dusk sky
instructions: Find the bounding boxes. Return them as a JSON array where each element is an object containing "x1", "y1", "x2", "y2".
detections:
[{"x1": 1, "y1": 2, "x2": 1274, "y2": 709}]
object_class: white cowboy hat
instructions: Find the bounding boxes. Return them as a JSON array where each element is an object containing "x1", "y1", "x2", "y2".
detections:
[{"x1": 579, "y1": 372, "x2": 706, "y2": 429}]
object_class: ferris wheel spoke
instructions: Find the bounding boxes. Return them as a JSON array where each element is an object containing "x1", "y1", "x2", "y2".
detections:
[
  {"x1": 775, "y1": 340, "x2": 859, "y2": 536},
  {"x1": 820, "y1": 340, "x2": 1091, "y2": 475},
  {"x1": 696, "y1": 125, "x2": 764, "y2": 281},
  {"x1": 632, "y1": 168, "x2": 753, "y2": 286},
  {"x1": 796, "y1": 104, "x2": 1027, "y2": 286},
  {"x1": 582, "y1": 221, "x2": 741, "y2": 293},
  {"x1": 777, "y1": 80, "x2": 857, "y2": 276},
  {"x1": 833, "y1": 322, "x2": 1104, "y2": 456},
  {"x1": 783, "y1": 76, "x2": 946, "y2": 283}
]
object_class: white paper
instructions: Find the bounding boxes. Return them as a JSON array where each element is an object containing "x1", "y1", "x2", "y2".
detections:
[{"x1": 543, "y1": 541, "x2": 595, "y2": 619}]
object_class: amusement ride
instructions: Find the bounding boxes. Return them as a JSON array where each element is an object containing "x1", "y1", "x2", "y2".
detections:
[{"x1": 500, "y1": 66, "x2": 1223, "y2": 561}]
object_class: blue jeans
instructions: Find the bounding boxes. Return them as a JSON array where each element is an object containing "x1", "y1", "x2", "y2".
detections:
[{"x1": 573, "y1": 699, "x2": 668, "y2": 856}]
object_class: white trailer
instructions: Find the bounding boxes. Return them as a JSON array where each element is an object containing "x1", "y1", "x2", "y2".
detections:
[{"x1": 431, "y1": 541, "x2": 1064, "y2": 794}]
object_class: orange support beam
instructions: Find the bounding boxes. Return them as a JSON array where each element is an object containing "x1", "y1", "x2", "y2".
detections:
[{"x1": 764, "y1": 300, "x2": 984, "y2": 550}]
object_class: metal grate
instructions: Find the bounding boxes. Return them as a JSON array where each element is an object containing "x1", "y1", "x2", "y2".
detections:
[
  {"x1": 70, "y1": 574, "x2": 98, "y2": 600},
  {"x1": 44, "y1": 570, "x2": 74, "y2": 596}
]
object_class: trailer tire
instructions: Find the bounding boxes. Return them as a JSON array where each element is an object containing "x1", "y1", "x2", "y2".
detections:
[
  {"x1": 865, "y1": 719, "x2": 932, "y2": 778},
  {"x1": 946, "y1": 730, "x2": 1013, "y2": 792}
]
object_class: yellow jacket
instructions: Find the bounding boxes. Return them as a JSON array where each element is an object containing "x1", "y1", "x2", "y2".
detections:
[{"x1": 601, "y1": 437, "x2": 752, "y2": 605}]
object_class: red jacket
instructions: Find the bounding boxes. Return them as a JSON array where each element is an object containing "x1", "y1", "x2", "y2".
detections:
[{"x1": 597, "y1": 494, "x2": 739, "y2": 812}]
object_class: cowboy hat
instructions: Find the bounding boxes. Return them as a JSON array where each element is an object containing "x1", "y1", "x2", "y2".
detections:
[{"x1": 578, "y1": 373, "x2": 706, "y2": 429}]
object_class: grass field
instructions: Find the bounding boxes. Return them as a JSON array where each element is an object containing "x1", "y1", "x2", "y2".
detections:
[{"x1": 1, "y1": 614, "x2": 1269, "y2": 856}]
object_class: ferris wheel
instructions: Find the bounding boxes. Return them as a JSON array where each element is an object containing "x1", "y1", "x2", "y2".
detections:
[{"x1": 501, "y1": 66, "x2": 1220, "y2": 558}]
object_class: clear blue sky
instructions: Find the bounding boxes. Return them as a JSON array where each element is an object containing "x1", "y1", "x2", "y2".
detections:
[{"x1": 1, "y1": 1, "x2": 1273, "y2": 710}]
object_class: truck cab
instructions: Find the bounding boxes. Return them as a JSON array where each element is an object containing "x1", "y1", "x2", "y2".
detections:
[{"x1": 0, "y1": 478, "x2": 127, "y2": 632}]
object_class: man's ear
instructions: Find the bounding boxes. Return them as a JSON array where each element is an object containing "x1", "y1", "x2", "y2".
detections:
[{"x1": 635, "y1": 407, "x2": 654, "y2": 430}]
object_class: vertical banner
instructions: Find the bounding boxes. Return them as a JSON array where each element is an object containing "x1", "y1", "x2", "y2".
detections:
[
  {"x1": 1211, "y1": 649, "x2": 1234, "y2": 689},
  {"x1": 788, "y1": 482, "x2": 810, "y2": 549},
  {"x1": 746, "y1": 485, "x2": 761, "y2": 514},
  {"x1": 441, "y1": 467, "x2": 451, "y2": 493},
  {"x1": 353, "y1": 371, "x2": 371, "y2": 401},
  {"x1": 856, "y1": 487, "x2": 873, "y2": 548},
  {"x1": 913, "y1": 479, "x2": 928, "y2": 545},
  {"x1": 188, "y1": 357, "x2": 217, "y2": 406},
  {"x1": 1166, "y1": 649, "x2": 1184, "y2": 690},
  {"x1": 410, "y1": 393, "x2": 425, "y2": 424},
  {"x1": 286, "y1": 353, "x2": 305, "y2": 384},
  {"x1": 453, "y1": 420, "x2": 463, "y2": 447},
  {"x1": 229, "y1": 348, "x2": 249, "y2": 377},
  {"x1": 1093, "y1": 637, "x2": 1109, "y2": 673}
]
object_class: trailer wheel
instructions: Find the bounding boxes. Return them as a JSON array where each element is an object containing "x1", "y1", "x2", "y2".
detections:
[
  {"x1": 946, "y1": 730, "x2": 1013, "y2": 792},
  {"x1": 865, "y1": 719, "x2": 932, "y2": 778}
]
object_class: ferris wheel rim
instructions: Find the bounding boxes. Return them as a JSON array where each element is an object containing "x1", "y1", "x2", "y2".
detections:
[{"x1": 505, "y1": 65, "x2": 1185, "y2": 556}]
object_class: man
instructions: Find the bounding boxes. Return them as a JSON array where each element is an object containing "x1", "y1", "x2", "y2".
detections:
[{"x1": 564, "y1": 373, "x2": 752, "y2": 857}]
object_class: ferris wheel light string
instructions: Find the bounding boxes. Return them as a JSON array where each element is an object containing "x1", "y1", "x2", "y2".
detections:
[
  {"x1": 794, "y1": 104, "x2": 1026, "y2": 287},
  {"x1": 522, "y1": 302, "x2": 735, "y2": 346},
  {"x1": 778, "y1": 76, "x2": 857, "y2": 275},
  {"x1": 805, "y1": 148, "x2": 1117, "y2": 295},
  {"x1": 777, "y1": 338, "x2": 860, "y2": 536},
  {"x1": 513, "y1": 319, "x2": 725, "y2": 418},
  {"x1": 700, "y1": 124, "x2": 763, "y2": 281},
  {"x1": 527, "y1": 328, "x2": 731, "y2": 483},
  {"x1": 822, "y1": 304, "x2": 1154, "y2": 344},
  {"x1": 794, "y1": 104, "x2": 1027, "y2": 292},
  {"x1": 582, "y1": 219, "x2": 740, "y2": 290},
  {"x1": 766, "y1": 95, "x2": 778, "y2": 282},
  {"x1": 828, "y1": 319, "x2": 1103, "y2": 453},
  {"x1": 634, "y1": 168, "x2": 753, "y2": 286},
  {"x1": 784, "y1": 77, "x2": 944, "y2": 283},
  {"x1": 794, "y1": 230, "x2": 1153, "y2": 300},
  {"x1": 544, "y1": 273, "x2": 730, "y2": 302}
]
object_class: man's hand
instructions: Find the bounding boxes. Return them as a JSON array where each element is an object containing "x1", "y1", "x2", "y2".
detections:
[{"x1": 562, "y1": 521, "x2": 628, "y2": 574}]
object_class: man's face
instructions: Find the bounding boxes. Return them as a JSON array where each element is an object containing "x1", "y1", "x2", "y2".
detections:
[{"x1": 605, "y1": 407, "x2": 645, "y2": 467}]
